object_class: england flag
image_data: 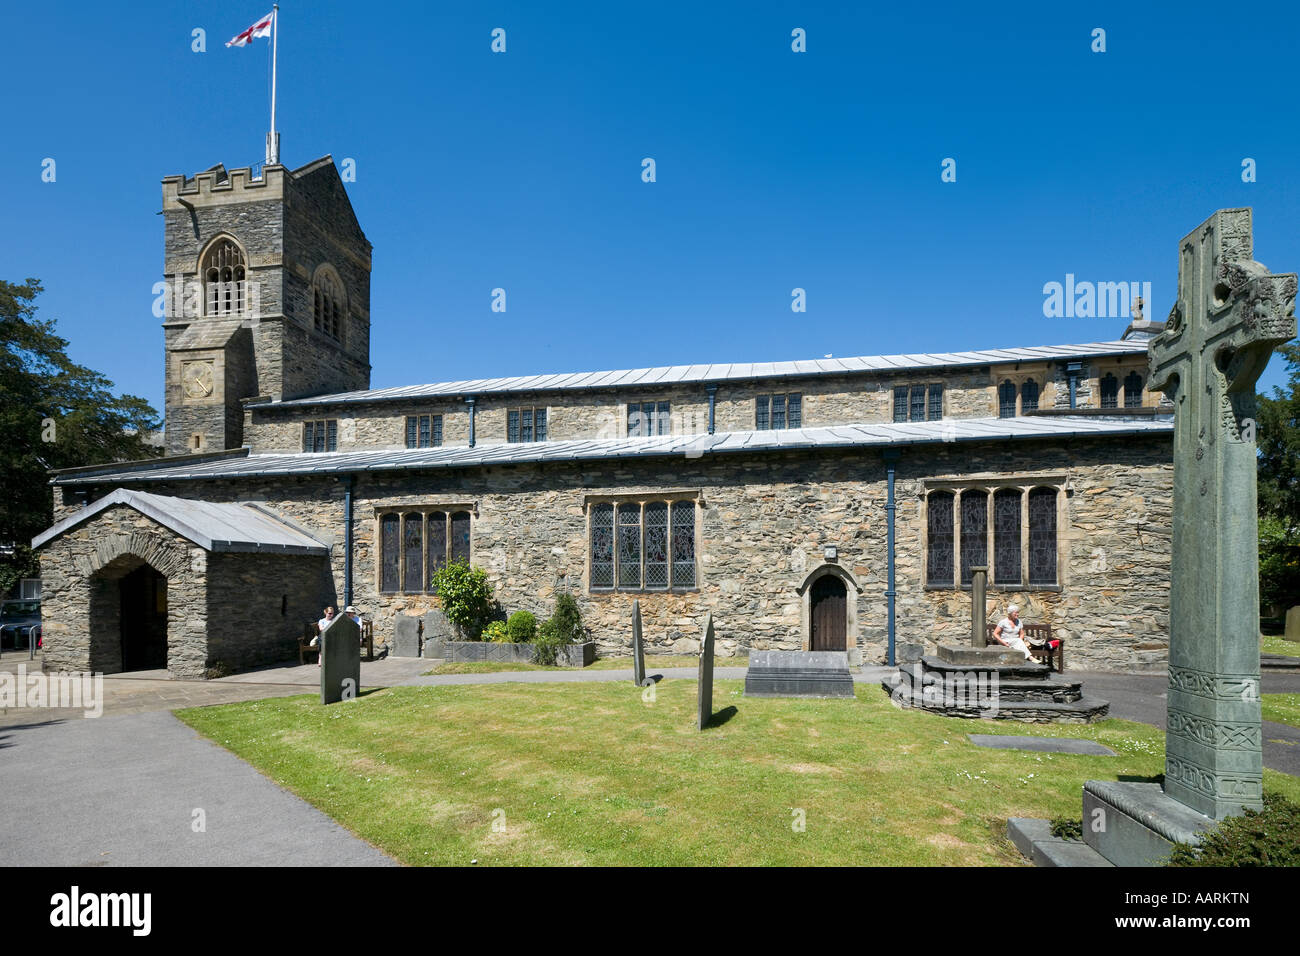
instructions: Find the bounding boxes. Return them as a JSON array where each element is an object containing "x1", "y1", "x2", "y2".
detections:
[{"x1": 226, "y1": 12, "x2": 274, "y2": 48}]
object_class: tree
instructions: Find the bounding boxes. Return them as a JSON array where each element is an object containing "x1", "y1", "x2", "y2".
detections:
[
  {"x1": 1257, "y1": 341, "x2": 1300, "y2": 613},
  {"x1": 0, "y1": 279, "x2": 161, "y2": 596}
]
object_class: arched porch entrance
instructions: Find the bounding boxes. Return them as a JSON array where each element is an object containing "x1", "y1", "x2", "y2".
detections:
[{"x1": 88, "y1": 553, "x2": 176, "y2": 675}]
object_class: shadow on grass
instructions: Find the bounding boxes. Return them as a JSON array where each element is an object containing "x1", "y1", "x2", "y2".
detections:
[{"x1": 703, "y1": 705, "x2": 738, "y2": 729}]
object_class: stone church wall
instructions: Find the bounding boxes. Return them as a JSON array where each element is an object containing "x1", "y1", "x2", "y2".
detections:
[{"x1": 114, "y1": 433, "x2": 1172, "y2": 672}]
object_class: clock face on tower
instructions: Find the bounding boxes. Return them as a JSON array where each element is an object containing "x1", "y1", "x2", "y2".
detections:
[{"x1": 182, "y1": 360, "x2": 215, "y2": 400}]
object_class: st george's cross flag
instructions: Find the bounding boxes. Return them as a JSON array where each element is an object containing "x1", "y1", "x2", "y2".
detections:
[{"x1": 226, "y1": 12, "x2": 274, "y2": 47}]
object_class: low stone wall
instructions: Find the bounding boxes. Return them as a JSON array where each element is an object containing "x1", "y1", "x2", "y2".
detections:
[{"x1": 423, "y1": 640, "x2": 597, "y2": 667}]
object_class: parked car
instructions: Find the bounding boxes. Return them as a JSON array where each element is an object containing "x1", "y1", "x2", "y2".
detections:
[{"x1": 0, "y1": 599, "x2": 41, "y2": 650}]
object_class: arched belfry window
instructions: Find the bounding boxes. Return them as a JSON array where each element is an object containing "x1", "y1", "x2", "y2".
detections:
[
  {"x1": 1123, "y1": 371, "x2": 1143, "y2": 408},
  {"x1": 203, "y1": 238, "x2": 246, "y2": 316},
  {"x1": 1100, "y1": 373, "x2": 1119, "y2": 409},
  {"x1": 313, "y1": 267, "x2": 346, "y2": 342}
]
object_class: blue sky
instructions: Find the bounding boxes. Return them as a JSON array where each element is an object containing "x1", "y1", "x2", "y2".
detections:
[{"x1": 4, "y1": 0, "x2": 1299, "y2": 413}]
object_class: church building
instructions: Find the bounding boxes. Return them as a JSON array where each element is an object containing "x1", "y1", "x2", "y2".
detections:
[{"x1": 32, "y1": 157, "x2": 1175, "y2": 677}]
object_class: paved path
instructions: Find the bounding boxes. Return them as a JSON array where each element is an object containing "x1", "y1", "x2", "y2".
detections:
[{"x1": 0, "y1": 709, "x2": 394, "y2": 866}]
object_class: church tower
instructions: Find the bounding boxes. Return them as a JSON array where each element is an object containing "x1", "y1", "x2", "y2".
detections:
[{"x1": 159, "y1": 157, "x2": 371, "y2": 456}]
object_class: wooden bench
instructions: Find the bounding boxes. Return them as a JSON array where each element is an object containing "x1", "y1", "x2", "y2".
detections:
[
  {"x1": 985, "y1": 621, "x2": 1062, "y2": 672},
  {"x1": 298, "y1": 622, "x2": 320, "y2": 665},
  {"x1": 300, "y1": 619, "x2": 375, "y2": 664}
]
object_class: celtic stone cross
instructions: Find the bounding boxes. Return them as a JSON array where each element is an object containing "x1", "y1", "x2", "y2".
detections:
[{"x1": 1148, "y1": 208, "x2": 1296, "y2": 819}]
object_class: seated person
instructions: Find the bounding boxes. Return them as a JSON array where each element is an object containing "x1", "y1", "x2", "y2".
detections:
[{"x1": 991, "y1": 604, "x2": 1035, "y2": 661}]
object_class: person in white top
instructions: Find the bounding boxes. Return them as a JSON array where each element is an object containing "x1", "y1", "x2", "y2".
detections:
[
  {"x1": 312, "y1": 606, "x2": 337, "y2": 667},
  {"x1": 992, "y1": 604, "x2": 1035, "y2": 661}
]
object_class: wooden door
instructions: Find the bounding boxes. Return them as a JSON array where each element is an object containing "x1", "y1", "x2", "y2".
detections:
[{"x1": 810, "y1": 576, "x2": 847, "y2": 651}]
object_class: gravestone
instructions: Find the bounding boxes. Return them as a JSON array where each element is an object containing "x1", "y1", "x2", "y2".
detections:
[
  {"x1": 697, "y1": 614, "x2": 715, "y2": 730},
  {"x1": 744, "y1": 650, "x2": 855, "y2": 697},
  {"x1": 1285, "y1": 606, "x2": 1300, "y2": 643},
  {"x1": 392, "y1": 615, "x2": 421, "y2": 658},
  {"x1": 420, "y1": 609, "x2": 456, "y2": 659},
  {"x1": 632, "y1": 599, "x2": 647, "y2": 686},
  {"x1": 320, "y1": 613, "x2": 361, "y2": 705},
  {"x1": 1081, "y1": 209, "x2": 1296, "y2": 863}
]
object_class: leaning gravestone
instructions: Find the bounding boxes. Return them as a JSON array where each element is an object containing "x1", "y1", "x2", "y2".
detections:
[
  {"x1": 1083, "y1": 209, "x2": 1296, "y2": 863},
  {"x1": 321, "y1": 613, "x2": 361, "y2": 705},
  {"x1": 697, "y1": 614, "x2": 715, "y2": 730},
  {"x1": 632, "y1": 599, "x2": 647, "y2": 687}
]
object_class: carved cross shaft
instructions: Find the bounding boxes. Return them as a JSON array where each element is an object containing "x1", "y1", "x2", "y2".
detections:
[{"x1": 1146, "y1": 208, "x2": 1296, "y2": 820}]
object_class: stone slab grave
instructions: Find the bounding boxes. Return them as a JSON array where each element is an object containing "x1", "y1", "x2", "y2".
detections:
[
  {"x1": 882, "y1": 567, "x2": 1108, "y2": 722},
  {"x1": 697, "y1": 614, "x2": 715, "y2": 730},
  {"x1": 968, "y1": 735, "x2": 1116, "y2": 756},
  {"x1": 744, "y1": 651, "x2": 855, "y2": 698},
  {"x1": 631, "y1": 599, "x2": 648, "y2": 687},
  {"x1": 392, "y1": 615, "x2": 422, "y2": 658},
  {"x1": 1286, "y1": 605, "x2": 1300, "y2": 643},
  {"x1": 1013, "y1": 209, "x2": 1297, "y2": 867},
  {"x1": 320, "y1": 613, "x2": 361, "y2": 705}
]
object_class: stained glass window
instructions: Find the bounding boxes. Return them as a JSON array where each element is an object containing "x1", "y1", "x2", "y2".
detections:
[
  {"x1": 644, "y1": 502, "x2": 669, "y2": 589},
  {"x1": 1028, "y1": 488, "x2": 1057, "y2": 584},
  {"x1": 380, "y1": 513, "x2": 400, "y2": 593},
  {"x1": 450, "y1": 511, "x2": 472, "y2": 564},
  {"x1": 426, "y1": 511, "x2": 447, "y2": 582},
  {"x1": 1100, "y1": 374, "x2": 1119, "y2": 409},
  {"x1": 787, "y1": 393, "x2": 802, "y2": 428},
  {"x1": 591, "y1": 504, "x2": 614, "y2": 589},
  {"x1": 1021, "y1": 379, "x2": 1039, "y2": 412},
  {"x1": 756, "y1": 396, "x2": 770, "y2": 429},
  {"x1": 403, "y1": 513, "x2": 424, "y2": 592},
  {"x1": 927, "y1": 491, "x2": 954, "y2": 586},
  {"x1": 617, "y1": 506, "x2": 641, "y2": 588},
  {"x1": 1124, "y1": 371, "x2": 1143, "y2": 408},
  {"x1": 993, "y1": 489, "x2": 1022, "y2": 585},
  {"x1": 960, "y1": 490, "x2": 988, "y2": 585},
  {"x1": 893, "y1": 387, "x2": 908, "y2": 423},
  {"x1": 998, "y1": 381, "x2": 1017, "y2": 418},
  {"x1": 671, "y1": 501, "x2": 696, "y2": 587},
  {"x1": 927, "y1": 384, "x2": 943, "y2": 420}
]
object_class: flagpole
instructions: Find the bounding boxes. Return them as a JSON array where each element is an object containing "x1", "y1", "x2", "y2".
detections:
[{"x1": 267, "y1": 5, "x2": 280, "y2": 165}]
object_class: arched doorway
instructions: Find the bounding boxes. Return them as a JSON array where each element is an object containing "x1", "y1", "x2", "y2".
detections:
[
  {"x1": 88, "y1": 553, "x2": 174, "y2": 674},
  {"x1": 810, "y1": 576, "x2": 847, "y2": 651},
  {"x1": 120, "y1": 563, "x2": 168, "y2": 671},
  {"x1": 797, "y1": 563, "x2": 860, "y2": 655}
]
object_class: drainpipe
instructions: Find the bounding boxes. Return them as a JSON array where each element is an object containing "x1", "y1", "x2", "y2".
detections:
[
  {"x1": 883, "y1": 449, "x2": 900, "y2": 667},
  {"x1": 706, "y1": 385, "x2": 717, "y2": 435},
  {"x1": 466, "y1": 396, "x2": 477, "y2": 448},
  {"x1": 343, "y1": 475, "x2": 355, "y2": 608}
]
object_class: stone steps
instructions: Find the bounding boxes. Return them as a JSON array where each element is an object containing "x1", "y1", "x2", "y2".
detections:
[{"x1": 1007, "y1": 818, "x2": 1113, "y2": 867}]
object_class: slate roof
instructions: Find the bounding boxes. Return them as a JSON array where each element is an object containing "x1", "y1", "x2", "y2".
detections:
[
  {"x1": 32, "y1": 489, "x2": 329, "y2": 554},
  {"x1": 171, "y1": 317, "x2": 245, "y2": 351},
  {"x1": 51, "y1": 415, "x2": 1172, "y2": 485},
  {"x1": 264, "y1": 340, "x2": 1149, "y2": 408}
]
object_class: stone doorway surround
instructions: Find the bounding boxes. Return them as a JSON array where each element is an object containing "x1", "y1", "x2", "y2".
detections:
[{"x1": 797, "y1": 563, "x2": 860, "y2": 658}]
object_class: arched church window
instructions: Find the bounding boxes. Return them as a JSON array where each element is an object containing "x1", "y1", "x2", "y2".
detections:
[
  {"x1": 998, "y1": 380, "x2": 1017, "y2": 418},
  {"x1": 1028, "y1": 487, "x2": 1058, "y2": 585},
  {"x1": 993, "y1": 489, "x2": 1022, "y2": 585},
  {"x1": 203, "y1": 238, "x2": 246, "y2": 316},
  {"x1": 960, "y1": 490, "x2": 988, "y2": 585},
  {"x1": 1021, "y1": 379, "x2": 1039, "y2": 412},
  {"x1": 1100, "y1": 373, "x2": 1119, "y2": 409},
  {"x1": 926, "y1": 491, "x2": 954, "y2": 586},
  {"x1": 313, "y1": 268, "x2": 346, "y2": 342},
  {"x1": 1123, "y1": 371, "x2": 1143, "y2": 408}
]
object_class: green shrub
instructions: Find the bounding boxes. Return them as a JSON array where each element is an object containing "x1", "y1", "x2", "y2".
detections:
[
  {"x1": 430, "y1": 560, "x2": 494, "y2": 640},
  {"x1": 506, "y1": 610, "x2": 537, "y2": 643},
  {"x1": 532, "y1": 594, "x2": 585, "y2": 665},
  {"x1": 1167, "y1": 792, "x2": 1300, "y2": 866},
  {"x1": 483, "y1": 621, "x2": 510, "y2": 643},
  {"x1": 552, "y1": 592, "x2": 583, "y2": 643}
]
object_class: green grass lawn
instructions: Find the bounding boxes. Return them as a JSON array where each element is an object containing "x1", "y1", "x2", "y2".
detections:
[
  {"x1": 424, "y1": 654, "x2": 738, "y2": 676},
  {"x1": 176, "y1": 680, "x2": 1300, "y2": 867},
  {"x1": 1262, "y1": 634, "x2": 1300, "y2": 658},
  {"x1": 1263, "y1": 693, "x2": 1300, "y2": 728}
]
